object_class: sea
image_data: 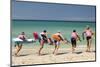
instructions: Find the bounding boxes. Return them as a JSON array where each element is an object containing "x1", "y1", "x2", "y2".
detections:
[{"x1": 12, "y1": 20, "x2": 96, "y2": 48}]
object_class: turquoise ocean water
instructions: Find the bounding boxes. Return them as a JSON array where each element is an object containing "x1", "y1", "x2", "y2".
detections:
[{"x1": 12, "y1": 20, "x2": 96, "y2": 47}]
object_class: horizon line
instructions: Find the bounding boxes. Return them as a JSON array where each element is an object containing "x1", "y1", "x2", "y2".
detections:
[{"x1": 12, "y1": 19, "x2": 96, "y2": 22}]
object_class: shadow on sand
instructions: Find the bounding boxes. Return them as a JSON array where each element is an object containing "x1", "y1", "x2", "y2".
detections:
[
  {"x1": 74, "y1": 51, "x2": 83, "y2": 54},
  {"x1": 39, "y1": 53, "x2": 49, "y2": 56},
  {"x1": 19, "y1": 54, "x2": 30, "y2": 57},
  {"x1": 86, "y1": 50, "x2": 96, "y2": 53},
  {"x1": 56, "y1": 52, "x2": 68, "y2": 55},
  {"x1": 12, "y1": 54, "x2": 30, "y2": 57}
]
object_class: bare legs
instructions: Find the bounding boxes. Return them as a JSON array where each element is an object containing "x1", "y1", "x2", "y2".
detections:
[
  {"x1": 38, "y1": 40, "x2": 44, "y2": 55},
  {"x1": 72, "y1": 44, "x2": 76, "y2": 53},
  {"x1": 15, "y1": 44, "x2": 22, "y2": 56},
  {"x1": 53, "y1": 41, "x2": 60, "y2": 55},
  {"x1": 86, "y1": 39, "x2": 92, "y2": 52},
  {"x1": 71, "y1": 38, "x2": 76, "y2": 53},
  {"x1": 72, "y1": 46, "x2": 75, "y2": 53}
]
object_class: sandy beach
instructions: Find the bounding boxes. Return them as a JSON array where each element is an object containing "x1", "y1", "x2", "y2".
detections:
[{"x1": 12, "y1": 44, "x2": 96, "y2": 66}]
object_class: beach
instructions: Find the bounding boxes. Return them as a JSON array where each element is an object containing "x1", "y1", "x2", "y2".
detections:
[
  {"x1": 12, "y1": 44, "x2": 95, "y2": 66},
  {"x1": 11, "y1": 1, "x2": 96, "y2": 66},
  {"x1": 12, "y1": 20, "x2": 96, "y2": 66}
]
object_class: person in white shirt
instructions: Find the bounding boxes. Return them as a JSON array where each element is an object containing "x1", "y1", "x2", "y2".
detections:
[{"x1": 38, "y1": 30, "x2": 48, "y2": 55}]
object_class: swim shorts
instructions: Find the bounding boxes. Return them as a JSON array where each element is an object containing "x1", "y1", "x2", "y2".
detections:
[
  {"x1": 71, "y1": 38, "x2": 76, "y2": 47},
  {"x1": 86, "y1": 36, "x2": 91, "y2": 40}
]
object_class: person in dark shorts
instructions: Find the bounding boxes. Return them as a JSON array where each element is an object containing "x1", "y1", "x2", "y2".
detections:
[
  {"x1": 71, "y1": 38, "x2": 76, "y2": 48},
  {"x1": 38, "y1": 30, "x2": 48, "y2": 55},
  {"x1": 71, "y1": 30, "x2": 81, "y2": 53},
  {"x1": 82, "y1": 26, "x2": 94, "y2": 52},
  {"x1": 52, "y1": 31, "x2": 64, "y2": 55}
]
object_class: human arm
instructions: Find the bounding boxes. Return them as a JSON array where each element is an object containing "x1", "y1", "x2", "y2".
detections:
[
  {"x1": 77, "y1": 35, "x2": 81, "y2": 42},
  {"x1": 82, "y1": 30, "x2": 86, "y2": 40},
  {"x1": 58, "y1": 34, "x2": 64, "y2": 41}
]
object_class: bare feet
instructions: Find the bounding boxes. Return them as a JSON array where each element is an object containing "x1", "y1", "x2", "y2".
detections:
[
  {"x1": 86, "y1": 49, "x2": 91, "y2": 52},
  {"x1": 14, "y1": 53, "x2": 19, "y2": 57}
]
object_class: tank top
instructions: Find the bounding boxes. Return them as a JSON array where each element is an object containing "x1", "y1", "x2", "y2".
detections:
[
  {"x1": 85, "y1": 30, "x2": 92, "y2": 37},
  {"x1": 18, "y1": 35, "x2": 25, "y2": 40},
  {"x1": 71, "y1": 32, "x2": 77, "y2": 39}
]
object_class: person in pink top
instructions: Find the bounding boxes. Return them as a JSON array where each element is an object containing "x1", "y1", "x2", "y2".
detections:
[
  {"x1": 82, "y1": 26, "x2": 94, "y2": 52},
  {"x1": 18, "y1": 32, "x2": 26, "y2": 41},
  {"x1": 71, "y1": 30, "x2": 81, "y2": 53},
  {"x1": 15, "y1": 32, "x2": 27, "y2": 56}
]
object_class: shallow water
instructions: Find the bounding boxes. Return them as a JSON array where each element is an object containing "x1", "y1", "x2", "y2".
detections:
[{"x1": 12, "y1": 20, "x2": 96, "y2": 47}]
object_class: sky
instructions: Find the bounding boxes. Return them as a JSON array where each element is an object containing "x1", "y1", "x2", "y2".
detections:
[{"x1": 12, "y1": 0, "x2": 96, "y2": 21}]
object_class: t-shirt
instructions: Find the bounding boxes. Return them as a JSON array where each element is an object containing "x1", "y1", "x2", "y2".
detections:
[
  {"x1": 71, "y1": 32, "x2": 78, "y2": 39},
  {"x1": 85, "y1": 29, "x2": 92, "y2": 37},
  {"x1": 18, "y1": 34, "x2": 26, "y2": 40}
]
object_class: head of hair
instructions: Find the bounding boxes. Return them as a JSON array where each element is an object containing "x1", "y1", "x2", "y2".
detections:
[
  {"x1": 73, "y1": 30, "x2": 76, "y2": 32},
  {"x1": 58, "y1": 32, "x2": 61, "y2": 33},
  {"x1": 43, "y1": 30, "x2": 47, "y2": 33},
  {"x1": 57, "y1": 30, "x2": 61, "y2": 33},
  {"x1": 21, "y1": 32, "x2": 25, "y2": 35},
  {"x1": 86, "y1": 25, "x2": 90, "y2": 29}
]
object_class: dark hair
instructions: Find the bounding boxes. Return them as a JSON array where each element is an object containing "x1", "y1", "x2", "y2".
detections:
[
  {"x1": 43, "y1": 30, "x2": 47, "y2": 32},
  {"x1": 86, "y1": 25, "x2": 90, "y2": 30},
  {"x1": 73, "y1": 30, "x2": 76, "y2": 32},
  {"x1": 21, "y1": 32, "x2": 25, "y2": 35},
  {"x1": 87, "y1": 27, "x2": 90, "y2": 29}
]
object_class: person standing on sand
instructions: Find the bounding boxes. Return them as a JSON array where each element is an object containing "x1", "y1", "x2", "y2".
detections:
[
  {"x1": 52, "y1": 31, "x2": 64, "y2": 55},
  {"x1": 15, "y1": 32, "x2": 27, "y2": 56},
  {"x1": 82, "y1": 26, "x2": 94, "y2": 52},
  {"x1": 38, "y1": 30, "x2": 48, "y2": 55},
  {"x1": 71, "y1": 30, "x2": 81, "y2": 53}
]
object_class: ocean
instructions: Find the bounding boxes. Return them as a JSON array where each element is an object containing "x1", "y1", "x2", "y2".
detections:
[{"x1": 12, "y1": 20, "x2": 96, "y2": 47}]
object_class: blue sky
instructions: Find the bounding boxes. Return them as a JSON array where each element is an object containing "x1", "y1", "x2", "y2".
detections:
[{"x1": 12, "y1": 0, "x2": 96, "y2": 21}]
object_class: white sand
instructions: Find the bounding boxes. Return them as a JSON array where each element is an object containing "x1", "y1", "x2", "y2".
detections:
[{"x1": 12, "y1": 45, "x2": 95, "y2": 66}]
